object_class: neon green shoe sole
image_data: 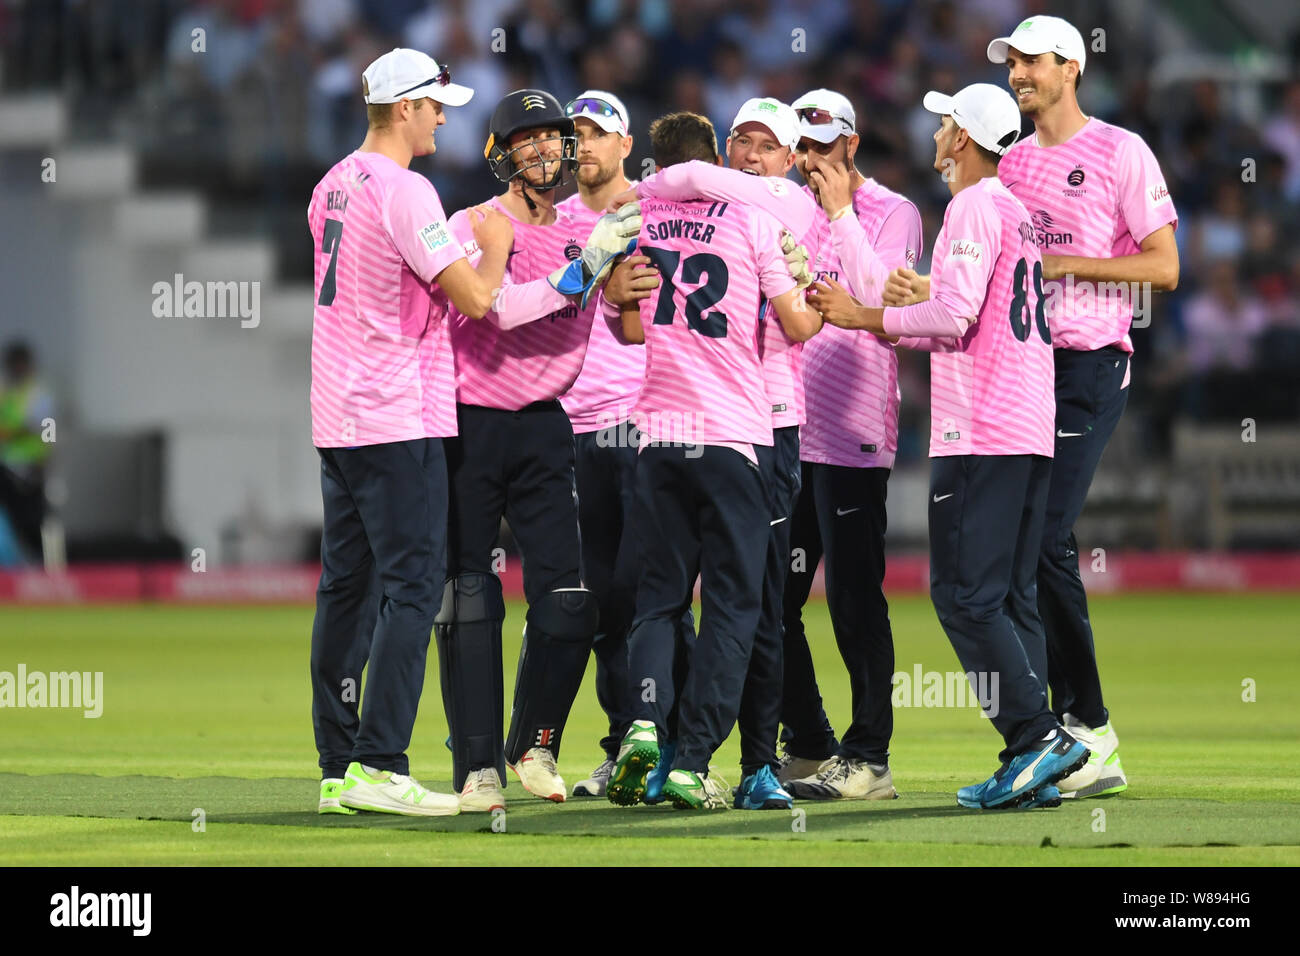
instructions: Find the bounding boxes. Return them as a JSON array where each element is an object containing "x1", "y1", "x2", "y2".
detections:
[{"x1": 1060, "y1": 751, "x2": 1128, "y2": 799}]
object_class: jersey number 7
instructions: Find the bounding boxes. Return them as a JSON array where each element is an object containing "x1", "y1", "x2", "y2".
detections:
[
  {"x1": 318, "y1": 218, "x2": 344, "y2": 306},
  {"x1": 640, "y1": 246, "x2": 730, "y2": 338}
]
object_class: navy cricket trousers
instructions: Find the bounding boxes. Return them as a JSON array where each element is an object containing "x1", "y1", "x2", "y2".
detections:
[
  {"x1": 929, "y1": 453, "x2": 1057, "y2": 764},
  {"x1": 737, "y1": 425, "x2": 801, "y2": 773},
  {"x1": 626, "y1": 443, "x2": 771, "y2": 774},
  {"x1": 573, "y1": 423, "x2": 641, "y2": 759},
  {"x1": 310, "y1": 438, "x2": 447, "y2": 778},
  {"x1": 781, "y1": 462, "x2": 894, "y2": 765},
  {"x1": 1038, "y1": 347, "x2": 1129, "y2": 728}
]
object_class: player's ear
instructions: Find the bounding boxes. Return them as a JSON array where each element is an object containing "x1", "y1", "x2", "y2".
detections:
[
  {"x1": 845, "y1": 133, "x2": 860, "y2": 165},
  {"x1": 621, "y1": 134, "x2": 633, "y2": 159}
]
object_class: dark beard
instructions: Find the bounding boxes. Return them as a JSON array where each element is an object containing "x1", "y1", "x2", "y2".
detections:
[{"x1": 579, "y1": 163, "x2": 616, "y2": 191}]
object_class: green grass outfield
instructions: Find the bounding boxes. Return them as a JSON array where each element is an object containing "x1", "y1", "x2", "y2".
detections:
[{"x1": 1, "y1": 594, "x2": 1297, "y2": 866}]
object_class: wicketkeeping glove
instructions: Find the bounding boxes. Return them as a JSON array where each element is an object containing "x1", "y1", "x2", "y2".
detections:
[
  {"x1": 782, "y1": 229, "x2": 813, "y2": 290},
  {"x1": 548, "y1": 202, "x2": 642, "y2": 308}
]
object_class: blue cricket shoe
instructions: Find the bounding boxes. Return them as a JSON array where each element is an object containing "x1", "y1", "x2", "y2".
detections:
[
  {"x1": 957, "y1": 729, "x2": 1088, "y2": 810},
  {"x1": 642, "y1": 740, "x2": 676, "y2": 804},
  {"x1": 734, "y1": 765, "x2": 794, "y2": 810}
]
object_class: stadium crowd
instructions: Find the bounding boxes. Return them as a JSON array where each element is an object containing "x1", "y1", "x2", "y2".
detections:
[{"x1": 3, "y1": 0, "x2": 1299, "y2": 459}]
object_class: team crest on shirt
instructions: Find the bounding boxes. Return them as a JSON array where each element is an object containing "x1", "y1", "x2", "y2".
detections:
[
  {"x1": 564, "y1": 240, "x2": 582, "y2": 260},
  {"x1": 1063, "y1": 165, "x2": 1087, "y2": 198}
]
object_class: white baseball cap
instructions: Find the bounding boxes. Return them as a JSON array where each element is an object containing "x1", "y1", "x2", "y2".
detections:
[
  {"x1": 923, "y1": 83, "x2": 1023, "y2": 156},
  {"x1": 987, "y1": 15, "x2": 1087, "y2": 73},
  {"x1": 730, "y1": 97, "x2": 800, "y2": 151},
  {"x1": 362, "y1": 48, "x2": 474, "y2": 107},
  {"x1": 791, "y1": 88, "x2": 857, "y2": 144},
  {"x1": 565, "y1": 90, "x2": 630, "y2": 135}
]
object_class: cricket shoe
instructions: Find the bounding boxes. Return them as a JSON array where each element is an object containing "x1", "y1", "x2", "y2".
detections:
[
  {"x1": 956, "y1": 729, "x2": 1089, "y2": 810},
  {"x1": 662, "y1": 769, "x2": 731, "y2": 810},
  {"x1": 318, "y1": 777, "x2": 357, "y2": 815},
  {"x1": 607, "y1": 719, "x2": 659, "y2": 806},
  {"x1": 642, "y1": 740, "x2": 676, "y2": 805},
  {"x1": 776, "y1": 751, "x2": 829, "y2": 786},
  {"x1": 1057, "y1": 714, "x2": 1127, "y2": 797},
  {"x1": 459, "y1": 767, "x2": 507, "y2": 813},
  {"x1": 338, "y1": 762, "x2": 460, "y2": 817},
  {"x1": 786, "y1": 756, "x2": 898, "y2": 800},
  {"x1": 959, "y1": 774, "x2": 1062, "y2": 809},
  {"x1": 572, "y1": 758, "x2": 615, "y2": 797},
  {"x1": 733, "y1": 765, "x2": 794, "y2": 810},
  {"x1": 510, "y1": 747, "x2": 566, "y2": 802}
]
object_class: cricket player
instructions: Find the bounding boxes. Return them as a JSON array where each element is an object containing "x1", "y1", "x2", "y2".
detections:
[
  {"x1": 988, "y1": 15, "x2": 1178, "y2": 797},
  {"x1": 814, "y1": 83, "x2": 1089, "y2": 809},
  {"x1": 778, "y1": 89, "x2": 923, "y2": 802},
  {"x1": 607, "y1": 97, "x2": 820, "y2": 810},
  {"x1": 554, "y1": 91, "x2": 673, "y2": 798},
  {"x1": 606, "y1": 111, "x2": 819, "y2": 810},
  {"x1": 436, "y1": 89, "x2": 641, "y2": 812},
  {"x1": 307, "y1": 48, "x2": 514, "y2": 817}
]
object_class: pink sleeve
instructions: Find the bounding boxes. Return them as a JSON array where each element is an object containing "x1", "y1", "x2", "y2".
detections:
[
  {"x1": 882, "y1": 298, "x2": 971, "y2": 339},
  {"x1": 1116, "y1": 132, "x2": 1178, "y2": 243},
  {"x1": 895, "y1": 335, "x2": 965, "y2": 352},
  {"x1": 387, "y1": 178, "x2": 466, "y2": 285},
  {"x1": 488, "y1": 279, "x2": 569, "y2": 331},
  {"x1": 928, "y1": 191, "x2": 1000, "y2": 325},
  {"x1": 638, "y1": 161, "x2": 817, "y2": 239},
  {"x1": 753, "y1": 210, "x2": 799, "y2": 300},
  {"x1": 446, "y1": 208, "x2": 568, "y2": 330},
  {"x1": 830, "y1": 203, "x2": 923, "y2": 305}
]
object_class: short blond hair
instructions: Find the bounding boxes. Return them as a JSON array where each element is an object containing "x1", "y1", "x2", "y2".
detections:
[{"x1": 363, "y1": 76, "x2": 427, "y2": 130}]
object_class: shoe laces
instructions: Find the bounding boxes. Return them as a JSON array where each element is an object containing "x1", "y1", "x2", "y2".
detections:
[
  {"x1": 817, "y1": 756, "x2": 856, "y2": 785},
  {"x1": 465, "y1": 768, "x2": 500, "y2": 792},
  {"x1": 593, "y1": 758, "x2": 615, "y2": 780},
  {"x1": 529, "y1": 747, "x2": 559, "y2": 776}
]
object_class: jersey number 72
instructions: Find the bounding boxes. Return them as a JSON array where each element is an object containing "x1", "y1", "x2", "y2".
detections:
[{"x1": 639, "y1": 246, "x2": 730, "y2": 338}]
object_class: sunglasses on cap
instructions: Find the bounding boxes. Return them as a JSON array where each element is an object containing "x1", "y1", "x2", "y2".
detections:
[
  {"x1": 565, "y1": 97, "x2": 622, "y2": 123},
  {"x1": 796, "y1": 107, "x2": 843, "y2": 126},
  {"x1": 393, "y1": 64, "x2": 453, "y2": 99}
]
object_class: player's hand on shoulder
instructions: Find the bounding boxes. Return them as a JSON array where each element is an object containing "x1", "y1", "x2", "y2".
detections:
[
  {"x1": 605, "y1": 254, "x2": 660, "y2": 307},
  {"x1": 883, "y1": 267, "x2": 928, "y2": 307},
  {"x1": 469, "y1": 204, "x2": 513, "y2": 253}
]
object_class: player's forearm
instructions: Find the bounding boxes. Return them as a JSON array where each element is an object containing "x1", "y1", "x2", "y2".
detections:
[
  {"x1": 488, "y1": 277, "x2": 570, "y2": 331},
  {"x1": 619, "y1": 304, "x2": 645, "y2": 344},
  {"x1": 894, "y1": 335, "x2": 963, "y2": 352},
  {"x1": 882, "y1": 297, "x2": 972, "y2": 339},
  {"x1": 1043, "y1": 250, "x2": 1178, "y2": 290}
]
